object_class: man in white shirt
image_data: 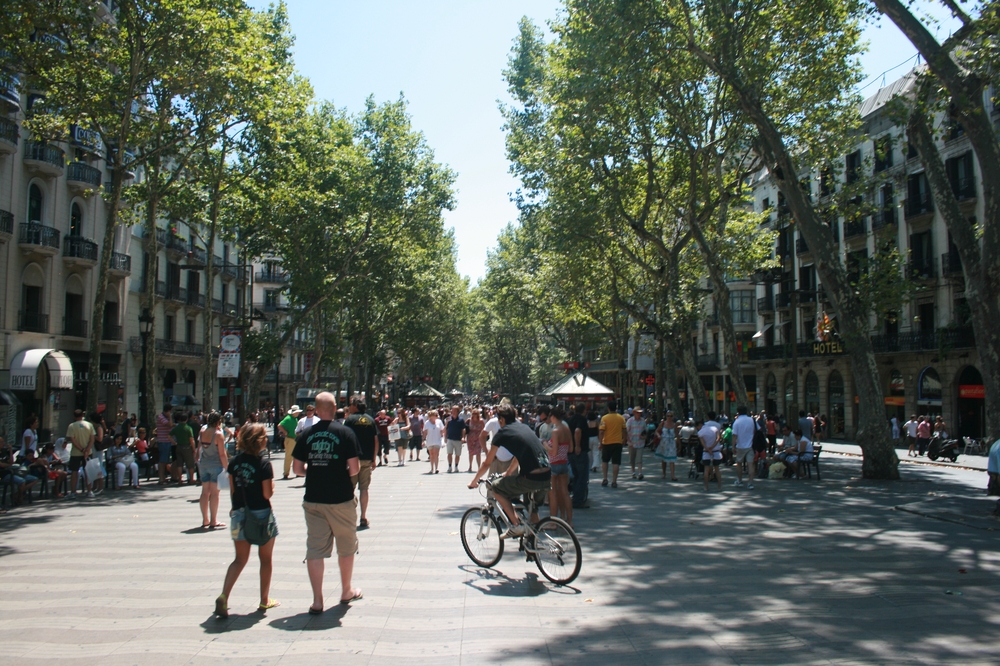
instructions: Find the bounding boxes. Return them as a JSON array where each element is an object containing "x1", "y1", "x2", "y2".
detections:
[
  {"x1": 296, "y1": 404, "x2": 320, "y2": 436},
  {"x1": 903, "y1": 414, "x2": 919, "y2": 457},
  {"x1": 698, "y1": 413, "x2": 723, "y2": 491},
  {"x1": 730, "y1": 406, "x2": 757, "y2": 489}
]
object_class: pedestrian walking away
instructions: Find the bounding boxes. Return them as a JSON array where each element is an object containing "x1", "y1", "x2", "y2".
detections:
[
  {"x1": 216, "y1": 423, "x2": 279, "y2": 618},
  {"x1": 599, "y1": 401, "x2": 626, "y2": 488},
  {"x1": 293, "y1": 392, "x2": 363, "y2": 614},
  {"x1": 731, "y1": 406, "x2": 757, "y2": 489},
  {"x1": 699, "y1": 416, "x2": 723, "y2": 491},
  {"x1": 198, "y1": 412, "x2": 229, "y2": 529},
  {"x1": 345, "y1": 398, "x2": 378, "y2": 530},
  {"x1": 170, "y1": 411, "x2": 197, "y2": 486},
  {"x1": 278, "y1": 405, "x2": 302, "y2": 479}
]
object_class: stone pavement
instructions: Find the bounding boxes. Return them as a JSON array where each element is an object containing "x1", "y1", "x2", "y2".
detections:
[
  {"x1": 2, "y1": 449, "x2": 1000, "y2": 665},
  {"x1": 821, "y1": 440, "x2": 992, "y2": 471}
]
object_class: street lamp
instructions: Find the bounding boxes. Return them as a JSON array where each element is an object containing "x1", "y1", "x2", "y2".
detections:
[{"x1": 138, "y1": 308, "x2": 154, "y2": 431}]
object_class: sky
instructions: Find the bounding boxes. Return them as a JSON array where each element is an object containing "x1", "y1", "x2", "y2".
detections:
[{"x1": 247, "y1": 1, "x2": 961, "y2": 285}]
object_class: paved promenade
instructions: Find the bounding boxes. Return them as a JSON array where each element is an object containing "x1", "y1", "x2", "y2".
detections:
[{"x1": 2, "y1": 448, "x2": 999, "y2": 665}]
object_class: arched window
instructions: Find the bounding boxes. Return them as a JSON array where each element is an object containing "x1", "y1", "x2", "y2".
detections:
[
  {"x1": 70, "y1": 202, "x2": 83, "y2": 237},
  {"x1": 918, "y1": 367, "x2": 942, "y2": 402},
  {"x1": 805, "y1": 371, "x2": 820, "y2": 414},
  {"x1": 28, "y1": 183, "x2": 43, "y2": 223}
]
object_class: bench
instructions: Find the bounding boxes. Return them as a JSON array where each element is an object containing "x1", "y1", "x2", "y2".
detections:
[{"x1": 800, "y1": 445, "x2": 822, "y2": 480}]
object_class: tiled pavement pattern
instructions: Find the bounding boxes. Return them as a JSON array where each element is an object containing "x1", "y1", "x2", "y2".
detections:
[{"x1": 2, "y1": 450, "x2": 999, "y2": 665}]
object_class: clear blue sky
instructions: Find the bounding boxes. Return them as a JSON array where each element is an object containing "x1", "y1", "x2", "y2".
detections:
[{"x1": 248, "y1": 1, "x2": 960, "y2": 285}]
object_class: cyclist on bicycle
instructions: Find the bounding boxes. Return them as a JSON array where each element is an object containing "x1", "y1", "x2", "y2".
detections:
[{"x1": 468, "y1": 402, "x2": 550, "y2": 536}]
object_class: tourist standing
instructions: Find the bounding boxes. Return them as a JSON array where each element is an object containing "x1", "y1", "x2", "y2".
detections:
[
  {"x1": 409, "y1": 408, "x2": 424, "y2": 461},
  {"x1": 170, "y1": 412, "x2": 197, "y2": 486},
  {"x1": 292, "y1": 392, "x2": 363, "y2": 614},
  {"x1": 546, "y1": 406, "x2": 572, "y2": 525},
  {"x1": 216, "y1": 423, "x2": 279, "y2": 617},
  {"x1": 198, "y1": 412, "x2": 229, "y2": 529},
  {"x1": 466, "y1": 408, "x2": 486, "y2": 473},
  {"x1": 625, "y1": 407, "x2": 647, "y2": 480},
  {"x1": 566, "y1": 403, "x2": 590, "y2": 507},
  {"x1": 698, "y1": 416, "x2": 723, "y2": 491},
  {"x1": 278, "y1": 405, "x2": 302, "y2": 480},
  {"x1": 903, "y1": 414, "x2": 919, "y2": 456},
  {"x1": 731, "y1": 406, "x2": 756, "y2": 489},
  {"x1": 66, "y1": 409, "x2": 95, "y2": 498},
  {"x1": 345, "y1": 398, "x2": 378, "y2": 530},
  {"x1": 599, "y1": 401, "x2": 627, "y2": 488},
  {"x1": 916, "y1": 416, "x2": 932, "y2": 457},
  {"x1": 20, "y1": 415, "x2": 39, "y2": 459},
  {"x1": 422, "y1": 409, "x2": 445, "y2": 473}
]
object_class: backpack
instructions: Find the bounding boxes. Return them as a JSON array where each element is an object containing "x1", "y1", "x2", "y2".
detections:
[{"x1": 752, "y1": 418, "x2": 768, "y2": 453}]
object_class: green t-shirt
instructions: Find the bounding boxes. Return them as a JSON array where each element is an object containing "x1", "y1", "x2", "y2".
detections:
[
  {"x1": 279, "y1": 415, "x2": 298, "y2": 438},
  {"x1": 721, "y1": 427, "x2": 733, "y2": 448},
  {"x1": 170, "y1": 423, "x2": 194, "y2": 448}
]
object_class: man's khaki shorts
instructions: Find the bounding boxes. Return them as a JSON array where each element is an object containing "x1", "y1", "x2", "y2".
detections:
[
  {"x1": 358, "y1": 460, "x2": 373, "y2": 491},
  {"x1": 303, "y1": 499, "x2": 358, "y2": 559},
  {"x1": 732, "y1": 447, "x2": 754, "y2": 464},
  {"x1": 446, "y1": 439, "x2": 463, "y2": 456}
]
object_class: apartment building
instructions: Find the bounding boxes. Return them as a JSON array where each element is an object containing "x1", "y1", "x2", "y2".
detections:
[{"x1": 746, "y1": 69, "x2": 987, "y2": 440}]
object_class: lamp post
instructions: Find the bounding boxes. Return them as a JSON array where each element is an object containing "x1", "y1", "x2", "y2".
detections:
[{"x1": 138, "y1": 308, "x2": 154, "y2": 431}]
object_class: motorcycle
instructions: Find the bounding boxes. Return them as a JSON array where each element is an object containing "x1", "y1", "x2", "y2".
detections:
[{"x1": 927, "y1": 435, "x2": 960, "y2": 462}]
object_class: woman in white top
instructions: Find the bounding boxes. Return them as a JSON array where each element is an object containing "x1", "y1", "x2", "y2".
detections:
[
  {"x1": 21, "y1": 415, "x2": 39, "y2": 459},
  {"x1": 422, "y1": 410, "x2": 445, "y2": 474}
]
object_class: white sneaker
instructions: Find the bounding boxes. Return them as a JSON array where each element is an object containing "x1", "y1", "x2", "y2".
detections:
[
  {"x1": 86, "y1": 491, "x2": 96, "y2": 498},
  {"x1": 733, "y1": 480, "x2": 744, "y2": 487},
  {"x1": 747, "y1": 483, "x2": 755, "y2": 489},
  {"x1": 505, "y1": 524, "x2": 526, "y2": 538}
]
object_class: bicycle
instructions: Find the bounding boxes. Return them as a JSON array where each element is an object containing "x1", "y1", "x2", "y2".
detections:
[{"x1": 460, "y1": 474, "x2": 582, "y2": 585}]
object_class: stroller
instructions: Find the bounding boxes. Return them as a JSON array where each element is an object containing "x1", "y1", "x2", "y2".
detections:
[{"x1": 687, "y1": 442, "x2": 704, "y2": 480}]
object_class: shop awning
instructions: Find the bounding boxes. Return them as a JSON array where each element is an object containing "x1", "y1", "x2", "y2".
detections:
[
  {"x1": 752, "y1": 324, "x2": 773, "y2": 340},
  {"x1": 9, "y1": 349, "x2": 74, "y2": 391}
]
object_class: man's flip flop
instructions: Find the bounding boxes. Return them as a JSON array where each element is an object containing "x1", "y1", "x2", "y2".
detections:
[{"x1": 340, "y1": 590, "x2": 363, "y2": 604}]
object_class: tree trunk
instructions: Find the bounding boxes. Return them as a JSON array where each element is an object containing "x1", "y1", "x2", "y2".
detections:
[
  {"x1": 908, "y1": 108, "x2": 1000, "y2": 442},
  {"x1": 311, "y1": 309, "x2": 325, "y2": 388},
  {"x1": 141, "y1": 171, "x2": 161, "y2": 430},
  {"x1": 672, "y1": 335, "x2": 711, "y2": 419},
  {"x1": 86, "y1": 166, "x2": 123, "y2": 415},
  {"x1": 664, "y1": 346, "x2": 684, "y2": 417},
  {"x1": 202, "y1": 220, "x2": 218, "y2": 413}
]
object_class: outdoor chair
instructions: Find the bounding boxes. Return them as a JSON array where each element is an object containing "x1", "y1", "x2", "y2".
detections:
[{"x1": 800, "y1": 445, "x2": 822, "y2": 480}]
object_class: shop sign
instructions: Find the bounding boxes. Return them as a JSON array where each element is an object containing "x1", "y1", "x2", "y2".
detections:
[
  {"x1": 811, "y1": 340, "x2": 844, "y2": 355},
  {"x1": 959, "y1": 384, "x2": 985, "y2": 399},
  {"x1": 883, "y1": 397, "x2": 906, "y2": 406},
  {"x1": 77, "y1": 372, "x2": 122, "y2": 385},
  {"x1": 715, "y1": 391, "x2": 724, "y2": 401}
]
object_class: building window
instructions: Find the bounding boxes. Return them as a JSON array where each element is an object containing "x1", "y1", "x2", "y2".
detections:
[
  {"x1": 164, "y1": 314, "x2": 175, "y2": 341},
  {"x1": 729, "y1": 290, "x2": 755, "y2": 324},
  {"x1": 28, "y1": 183, "x2": 43, "y2": 223},
  {"x1": 845, "y1": 150, "x2": 862, "y2": 184},
  {"x1": 70, "y1": 203, "x2": 83, "y2": 236},
  {"x1": 874, "y1": 136, "x2": 893, "y2": 172},
  {"x1": 946, "y1": 152, "x2": 975, "y2": 200},
  {"x1": 186, "y1": 318, "x2": 195, "y2": 343}
]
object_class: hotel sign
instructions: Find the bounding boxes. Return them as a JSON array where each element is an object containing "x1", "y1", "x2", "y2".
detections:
[{"x1": 812, "y1": 341, "x2": 845, "y2": 355}]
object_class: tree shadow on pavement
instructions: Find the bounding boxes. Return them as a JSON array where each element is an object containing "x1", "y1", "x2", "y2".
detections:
[{"x1": 483, "y1": 455, "x2": 1000, "y2": 665}]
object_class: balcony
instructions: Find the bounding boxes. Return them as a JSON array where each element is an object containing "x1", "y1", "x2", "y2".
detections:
[
  {"x1": 843, "y1": 218, "x2": 866, "y2": 240},
  {"x1": 795, "y1": 237, "x2": 810, "y2": 255},
  {"x1": 109, "y1": 251, "x2": 131, "y2": 276},
  {"x1": 187, "y1": 245, "x2": 207, "y2": 266},
  {"x1": 775, "y1": 293, "x2": 792, "y2": 309},
  {"x1": 872, "y1": 207, "x2": 896, "y2": 230},
  {"x1": 23, "y1": 142, "x2": 65, "y2": 177},
  {"x1": 0, "y1": 71, "x2": 20, "y2": 111},
  {"x1": 253, "y1": 301, "x2": 284, "y2": 316},
  {"x1": 166, "y1": 284, "x2": 187, "y2": 305},
  {"x1": 18, "y1": 222, "x2": 61, "y2": 256},
  {"x1": 102, "y1": 324, "x2": 123, "y2": 341},
  {"x1": 941, "y1": 251, "x2": 963, "y2": 279},
  {"x1": 869, "y1": 327, "x2": 974, "y2": 354},
  {"x1": 255, "y1": 270, "x2": 289, "y2": 284},
  {"x1": 950, "y1": 176, "x2": 976, "y2": 201},
  {"x1": 212, "y1": 255, "x2": 224, "y2": 273},
  {"x1": 908, "y1": 258, "x2": 936, "y2": 281},
  {"x1": 62, "y1": 235, "x2": 99, "y2": 267},
  {"x1": 66, "y1": 161, "x2": 102, "y2": 193},
  {"x1": 186, "y1": 292, "x2": 206, "y2": 309},
  {"x1": 165, "y1": 234, "x2": 188, "y2": 259},
  {"x1": 696, "y1": 354, "x2": 721, "y2": 371},
  {"x1": 757, "y1": 295, "x2": 774, "y2": 315},
  {"x1": 18, "y1": 310, "x2": 48, "y2": 333},
  {"x1": 705, "y1": 314, "x2": 720, "y2": 328},
  {"x1": 63, "y1": 317, "x2": 88, "y2": 338},
  {"x1": 0, "y1": 116, "x2": 17, "y2": 155},
  {"x1": 157, "y1": 338, "x2": 204, "y2": 357},
  {"x1": 0, "y1": 209, "x2": 12, "y2": 241},
  {"x1": 906, "y1": 192, "x2": 933, "y2": 218},
  {"x1": 222, "y1": 263, "x2": 243, "y2": 281}
]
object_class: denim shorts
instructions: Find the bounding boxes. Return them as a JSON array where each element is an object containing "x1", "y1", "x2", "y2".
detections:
[
  {"x1": 199, "y1": 464, "x2": 224, "y2": 483},
  {"x1": 157, "y1": 443, "x2": 172, "y2": 463},
  {"x1": 550, "y1": 463, "x2": 570, "y2": 475},
  {"x1": 230, "y1": 507, "x2": 278, "y2": 542}
]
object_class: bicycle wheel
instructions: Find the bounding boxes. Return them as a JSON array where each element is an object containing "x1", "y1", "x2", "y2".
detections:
[
  {"x1": 461, "y1": 506, "x2": 504, "y2": 567},
  {"x1": 532, "y1": 517, "x2": 582, "y2": 585}
]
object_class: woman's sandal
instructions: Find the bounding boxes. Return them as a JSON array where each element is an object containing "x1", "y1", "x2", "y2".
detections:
[
  {"x1": 209, "y1": 522, "x2": 227, "y2": 529},
  {"x1": 258, "y1": 599, "x2": 280, "y2": 610},
  {"x1": 340, "y1": 589, "x2": 363, "y2": 604},
  {"x1": 215, "y1": 594, "x2": 228, "y2": 618}
]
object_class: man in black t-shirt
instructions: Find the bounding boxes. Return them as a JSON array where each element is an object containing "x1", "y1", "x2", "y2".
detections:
[
  {"x1": 566, "y1": 403, "x2": 590, "y2": 508},
  {"x1": 345, "y1": 398, "x2": 378, "y2": 530},
  {"x1": 292, "y1": 392, "x2": 363, "y2": 613},
  {"x1": 469, "y1": 403, "x2": 550, "y2": 536}
]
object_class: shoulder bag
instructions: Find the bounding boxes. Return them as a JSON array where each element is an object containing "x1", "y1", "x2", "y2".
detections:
[{"x1": 240, "y1": 459, "x2": 274, "y2": 546}]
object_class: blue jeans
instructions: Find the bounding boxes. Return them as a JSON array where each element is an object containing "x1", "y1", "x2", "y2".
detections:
[{"x1": 568, "y1": 451, "x2": 589, "y2": 507}]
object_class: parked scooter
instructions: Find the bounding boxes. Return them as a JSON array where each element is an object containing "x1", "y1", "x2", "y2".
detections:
[{"x1": 927, "y1": 435, "x2": 960, "y2": 462}]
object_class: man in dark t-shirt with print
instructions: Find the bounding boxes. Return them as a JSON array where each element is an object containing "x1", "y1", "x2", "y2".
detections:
[
  {"x1": 566, "y1": 403, "x2": 590, "y2": 508},
  {"x1": 469, "y1": 402, "x2": 550, "y2": 536},
  {"x1": 292, "y1": 392, "x2": 363, "y2": 613},
  {"x1": 345, "y1": 398, "x2": 378, "y2": 530}
]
